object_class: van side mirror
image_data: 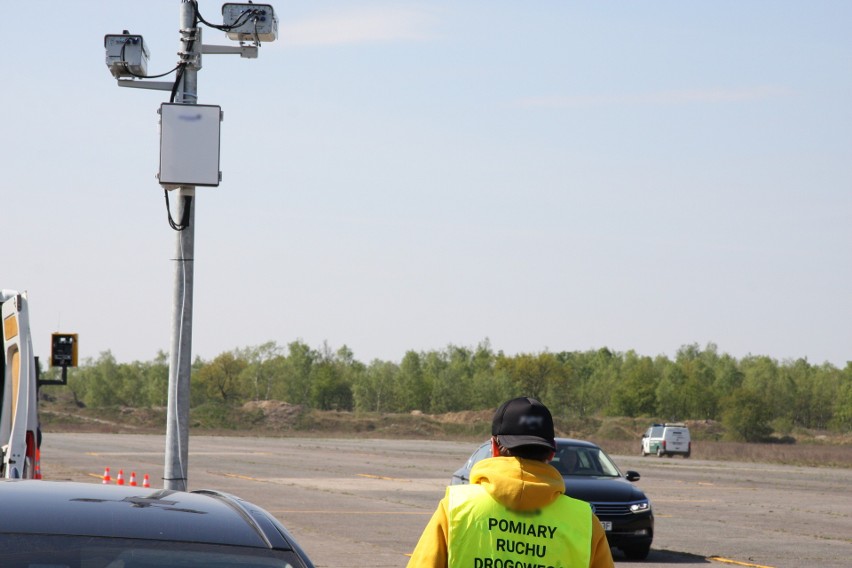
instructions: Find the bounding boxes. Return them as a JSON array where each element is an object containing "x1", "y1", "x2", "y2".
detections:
[{"x1": 625, "y1": 471, "x2": 641, "y2": 482}]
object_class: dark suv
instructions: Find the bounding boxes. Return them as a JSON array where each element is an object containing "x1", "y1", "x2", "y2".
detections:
[
  {"x1": 452, "y1": 438, "x2": 654, "y2": 560},
  {"x1": 0, "y1": 479, "x2": 315, "y2": 567}
]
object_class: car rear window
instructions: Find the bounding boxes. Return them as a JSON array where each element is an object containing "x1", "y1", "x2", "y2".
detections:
[
  {"x1": 0, "y1": 535, "x2": 306, "y2": 568},
  {"x1": 466, "y1": 443, "x2": 492, "y2": 469}
]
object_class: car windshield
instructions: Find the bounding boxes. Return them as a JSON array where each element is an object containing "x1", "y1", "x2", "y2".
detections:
[
  {"x1": 0, "y1": 535, "x2": 303, "y2": 568},
  {"x1": 551, "y1": 444, "x2": 621, "y2": 478}
]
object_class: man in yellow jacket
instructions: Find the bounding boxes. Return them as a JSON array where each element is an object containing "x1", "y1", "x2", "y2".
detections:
[{"x1": 407, "y1": 397, "x2": 614, "y2": 568}]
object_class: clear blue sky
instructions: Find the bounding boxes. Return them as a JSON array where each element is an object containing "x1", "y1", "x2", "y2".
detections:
[{"x1": 3, "y1": 1, "x2": 850, "y2": 367}]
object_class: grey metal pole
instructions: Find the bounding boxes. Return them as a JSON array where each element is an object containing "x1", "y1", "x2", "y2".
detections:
[{"x1": 164, "y1": 0, "x2": 199, "y2": 492}]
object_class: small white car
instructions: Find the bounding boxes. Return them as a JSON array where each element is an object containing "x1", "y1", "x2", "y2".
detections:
[{"x1": 641, "y1": 423, "x2": 691, "y2": 458}]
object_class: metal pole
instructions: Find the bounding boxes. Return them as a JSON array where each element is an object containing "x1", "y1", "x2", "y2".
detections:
[{"x1": 164, "y1": 0, "x2": 198, "y2": 492}]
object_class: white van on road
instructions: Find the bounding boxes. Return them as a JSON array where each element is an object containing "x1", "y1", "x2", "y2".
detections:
[{"x1": 641, "y1": 423, "x2": 691, "y2": 458}]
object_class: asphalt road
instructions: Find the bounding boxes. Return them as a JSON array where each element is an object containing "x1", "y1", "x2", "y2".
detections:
[{"x1": 40, "y1": 434, "x2": 852, "y2": 568}]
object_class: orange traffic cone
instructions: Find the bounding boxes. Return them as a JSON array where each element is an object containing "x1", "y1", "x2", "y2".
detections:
[
  {"x1": 116, "y1": 469, "x2": 125, "y2": 486},
  {"x1": 34, "y1": 449, "x2": 42, "y2": 480},
  {"x1": 129, "y1": 471, "x2": 138, "y2": 486},
  {"x1": 102, "y1": 467, "x2": 111, "y2": 484},
  {"x1": 142, "y1": 474, "x2": 150, "y2": 488}
]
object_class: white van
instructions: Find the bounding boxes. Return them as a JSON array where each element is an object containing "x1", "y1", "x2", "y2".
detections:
[{"x1": 641, "y1": 423, "x2": 691, "y2": 458}]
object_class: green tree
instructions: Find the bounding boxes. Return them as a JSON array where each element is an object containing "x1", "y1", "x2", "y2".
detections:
[
  {"x1": 309, "y1": 343, "x2": 355, "y2": 410},
  {"x1": 194, "y1": 352, "x2": 248, "y2": 404},
  {"x1": 789, "y1": 361, "x2": 839, "y2": 430},
  {"x1": 721, "y1": 387, "x2": 773, "y2": 442},
  {"x1": 354, "y1": 360, "x2": 399, "y2": 412},
  {"x1": 397, "y1": 351, "x2": 430, "y2": 412},
  {"x1": 830, "y1": 363, "x2": 852, "y2": 432},
  {"x1": 711, "y1": 353, "x2": 744, "y2": 401},
  {"x1": 608, "y1": 351, "x2": 657, "y2": 417},
  {"x1": 740, "y1": 356, "x2": 791, "y2": 425},
  {"x1": 276, "y1": 341, "x2": 316, "y2": 406},
  {"x1": 425, "y1": 348, "x2": 470, "y2": 413},
  {"x1": 675, "y1": 344, "x2": 719, "y2": 419},
  {"x1": 235, "y1": 341, "x2": 283, "y2": 401},
  {"x1": 138, "y1": 351, "x2": 169, "y2": 407},
  {"x1": 467, "y1": 340, "x2": 505, "y2": 410},
  {"x1": 79, "y1": 351, "x2": 124, "y2": 407},
  {"x1": 655, "y1": 364, "x2": 688, "y2": 421},
  {"x1": 583, "y1": 348, "x2": 623, "y2": 417},
  {"x1": 495, "y1": 352, "x2": 561, "y2": 402}
]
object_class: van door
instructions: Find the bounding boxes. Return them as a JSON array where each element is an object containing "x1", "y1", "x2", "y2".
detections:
[
  {"x1": 643, "y1": 425, "x2": 664, "y2": 455},
  {"x1": 1, "y1": 292, "x2": 39, "y2": 478},
  {"x1": 664, "y1": 427, "x2": 690, "y2": 455}
]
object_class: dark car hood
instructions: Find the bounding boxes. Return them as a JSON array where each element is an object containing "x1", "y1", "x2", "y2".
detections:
[{"x1": 562, "y1": 476, "x2": 646, "y2": 503}]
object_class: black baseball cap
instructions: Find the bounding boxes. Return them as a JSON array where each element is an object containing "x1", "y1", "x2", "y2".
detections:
[{"x1": 492, "y1": 397, "x2": 556, "y2": 450}]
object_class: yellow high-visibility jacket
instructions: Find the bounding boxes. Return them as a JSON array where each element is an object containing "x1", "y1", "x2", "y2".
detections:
[{"x1": 407, "y1": 456, "x2": 614, "y2": 568}]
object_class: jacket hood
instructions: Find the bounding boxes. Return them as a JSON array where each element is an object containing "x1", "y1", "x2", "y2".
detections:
[{"x1": 469, "y1": 456, "x2": 565, "y2": 512}]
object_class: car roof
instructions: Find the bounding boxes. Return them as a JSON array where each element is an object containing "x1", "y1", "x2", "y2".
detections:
[
  {"x1": 473, "y1": 438, "x2": 601, "y2": 450},
  {"x1": 554, "y1": 438, "x2": 600, "y2": 448},
  {"x1": 0, "y1": 480, "x2": 293, "y2": 550}
]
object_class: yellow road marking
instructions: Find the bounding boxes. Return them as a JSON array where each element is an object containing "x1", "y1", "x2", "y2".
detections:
[
  {"x1": 222, "y1": 473, "x2": 263, "y2": 482},
  {"x1": 709, "y1": 556, "x2": 774, "y2": 568},
  {"x1": 654, "y1": 499, "x2": 719, "y2": 503},
  {"x1": 86, "y1": 451, "x2": 273, "y2": 457},
  {"x1": 357, "y1": 473, "x2": 410, "y2": 482},
  {"x1": 216, "y1": 472, "x2": 412, "y2": 483}
]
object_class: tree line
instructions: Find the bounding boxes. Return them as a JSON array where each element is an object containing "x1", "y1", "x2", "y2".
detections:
[{"x1": 50, "y1": 341, "x2": 852, "y2": 441}]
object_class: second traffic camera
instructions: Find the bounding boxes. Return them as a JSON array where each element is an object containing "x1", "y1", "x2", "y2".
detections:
[{"x1": 222, "y1": 3, "x2": 278, "y2": 43}]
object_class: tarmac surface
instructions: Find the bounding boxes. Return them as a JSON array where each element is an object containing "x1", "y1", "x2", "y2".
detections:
[{"x1": 41, "y1": 434, "x2": 852, "y2": 568}]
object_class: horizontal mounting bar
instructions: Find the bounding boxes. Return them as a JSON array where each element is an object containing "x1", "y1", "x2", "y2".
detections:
[
  {"x1": 117, "y1": 79, "x2": 174, "y2": 91},
  {"x1": 201, "y1": 43, "x2": 258, "y2": 59}
]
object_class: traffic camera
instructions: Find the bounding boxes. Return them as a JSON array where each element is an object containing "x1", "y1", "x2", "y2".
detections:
[
  {"x1": 50, "y1": 333, "x2": 78, "y2": 368},
  {"x1": 104, "y1": 32, "x2": 150, "y2": 79},
  {"x1": 222, "y1": 3, "x2": 278, "y2": 42}
]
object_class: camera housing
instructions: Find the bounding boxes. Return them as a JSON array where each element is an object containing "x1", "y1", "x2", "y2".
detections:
[
  {"x1": 222, "y1": 3, "x2": 278, "y2": 42},
  {"x1": 104, "y1": 33, "x2": 149, "y2": 79}
]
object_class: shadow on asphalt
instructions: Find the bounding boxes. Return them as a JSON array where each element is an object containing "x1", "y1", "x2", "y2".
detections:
[{"x1": 613, "y1": 548, "x2": 710, "y2": 563}]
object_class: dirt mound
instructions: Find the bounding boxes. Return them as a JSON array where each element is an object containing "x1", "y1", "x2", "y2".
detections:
[
  {"x1": 434, "y1": 410, "x2": 493, "y2": 425},
  {"x1": 242, "y1": 400, "x2": 304, "y2": 430},
  {"x1": 684, "y1": 419, "x2": 725, "y2": 441}
]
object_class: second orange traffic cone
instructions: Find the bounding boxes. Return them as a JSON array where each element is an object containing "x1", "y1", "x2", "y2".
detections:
[
  {"x1": 129, "y1": 471, "x2": 138, "y2": 486},
  {"x1": 142, "y1": 474, "x2": 150, "y2": 488},
  {"x1": 102, "y1": 467, "x2": 111, "y2": 484},
  {"x1": 116, "y1": 469, "x2": 125, "y2": 486}
]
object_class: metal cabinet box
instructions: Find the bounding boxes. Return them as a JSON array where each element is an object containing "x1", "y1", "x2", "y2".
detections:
[{"x1": 158, "y1": 104, "x2": 222, "y2": 188}]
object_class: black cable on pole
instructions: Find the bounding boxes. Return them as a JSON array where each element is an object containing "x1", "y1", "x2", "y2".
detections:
[
  {"x1": 164, "y1": 189, "x2": 192, "y2": 231},
  {"x1": 120, "y1": 39, "x2": 180, "y2": 79},
  {"x1": 191, "y1": 0, "x2": 259, "y2": 32}
]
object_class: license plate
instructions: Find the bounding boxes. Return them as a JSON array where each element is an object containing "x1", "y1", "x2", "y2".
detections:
[{"x1": 600, "y1": 521, "x2": 612, "y2": 531}]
